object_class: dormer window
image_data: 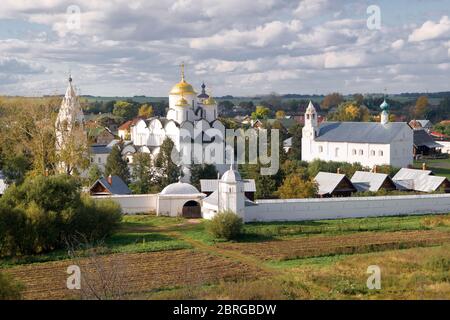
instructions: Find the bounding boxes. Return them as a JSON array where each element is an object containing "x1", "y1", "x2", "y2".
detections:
[{"x1": 307, "y1": 114, "x2": 310, "y2": 120}]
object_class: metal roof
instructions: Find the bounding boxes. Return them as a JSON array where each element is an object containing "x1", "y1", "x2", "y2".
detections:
[
  {"x1": 413, "y1": 129, "x2": 443, "y2": 149},
  {"x1": 314, "y1": 172, "x2": 354, "y2": 195},
  {"x1": 90, "y1": 176, "x2": 131, "y2": 195},
  {"x1": 351, "y1": 171, "x2": 392, "y2": 192},
  {"x1": 90, "y1": 144, "x2": 112, "y2": 154},
  {"x1": 200, "y1": 179, "x2": 256, "y2": 192},
  {"x1": 393, "y1": 168, "x2": 432, "y2": 181},
  {"x1": 393, "y1": 168, "x2": 448, "y2": 192},
  {"x1": 315, "y1": 122, "x2": 410, "y2": 144}
]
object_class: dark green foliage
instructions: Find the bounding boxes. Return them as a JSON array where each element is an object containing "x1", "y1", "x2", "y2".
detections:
[
  {"x1": 0, "y1": 154, "x2": 31, "y2": 185},
  {"x1": 154, "y1": 138, "x2": 182, "y2": 188},
  {"x1": 288, "y1": 124, "x2": 302, "y2": 161},
  {"x1": 87, "y1": 164, "x2": 103, "y2": 186},
  {"x1": 130, "y1": 153, "x2": 153, "y2": 194},
  {"x1": 207, "y1": 210, "x2": 243, "y2": 240},
  {"x1": 0, "y1": 175, "x2": 122, "y2": 256},
  {"x1": 0, "y1": 273, "x2": 23, "y2": 300},
  {"x1": 105, "y1": 145, "x2": 130, "y2": 184},
  {"x1": 307, "y1": 159, "x2": 365, "y2": 179},
  {"x1": 190, "y1": 164, "x2": 218, "y2": 190}
]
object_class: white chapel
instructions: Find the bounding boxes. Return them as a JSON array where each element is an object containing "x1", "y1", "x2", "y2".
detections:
[{"x1": 301, "y1": 100, "x2": 413, "y2": 168}]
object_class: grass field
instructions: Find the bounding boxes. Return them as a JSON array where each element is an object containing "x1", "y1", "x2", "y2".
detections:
[{"x1": 2, "y1": 213, "x2": 450, "y2": 300}]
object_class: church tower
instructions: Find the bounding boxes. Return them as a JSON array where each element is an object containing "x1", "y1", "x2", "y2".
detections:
[
  {"x1": 218, "y1": 165, "x2": 246, "y2": 219},
  {"x1": 55, "y1": 76, "x2": 86, "y2": 174},
  {"x1": 55, "y1": 76, "x2": 85, "y2": 151},
  {"x1": 301, "y1": 101, "x2": 318, "y2": 162},
  {"x1": 168, "y1": 63, "x2": 197, "y2": 124},
  {"x1": 201, "y1": 92, "x2": 218, "y2": 122},
  {"x1": 380, "y1": 99, "x2": 389, "y2": 125}
]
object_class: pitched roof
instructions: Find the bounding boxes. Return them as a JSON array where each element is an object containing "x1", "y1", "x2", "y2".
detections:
[
  {"x1": 315, "y1": 122, "x2": 409, "y2": 144},
  {"x1": 90, "y1": 176, "x2": 131, "y2": 195},
  {"x1": 351, "y1": 171, "x2": 393, "y2": 192},
  {"x1": 90, "y1": 144, "x2": 112, "y2": 155},
  {"x1": 314, "y1": 172, "x2": 355, "y2": 195},
  {"x1": 392, "y1": 168, "x2": 448, "y2": 192},
  {"x1": 393, "y1": 168, "x2": 432, "y2": 181},
  {"x1": 200, "y1": 179, "x2": 256, "y2": 192},
  {"x1": 413, "y1": 129, "x2": 443, "y2": 149}
]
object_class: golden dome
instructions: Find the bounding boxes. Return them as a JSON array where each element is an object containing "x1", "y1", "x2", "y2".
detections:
[
  {"x1": 170, "y1": 80, "x2": 196, "y2": 95},
  {"x1": 175, "y1": 96, "x2": 189, "y2": 107},
  {"x1": 170, "y1": 62, "x2": 196, "y2": 95},
  {"x1": 203, "y1": 96, "x2": 217, "y2": 105}
]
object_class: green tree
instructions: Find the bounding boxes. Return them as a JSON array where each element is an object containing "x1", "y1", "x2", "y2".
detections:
[
  {"x1": 112, "y1": 101, "x2": 137, "y2": 120},
  {"x1": 275, "y1": 110, "x2": 286, "y2": 119},
  {"x1": 321, "y1": 92, "x2": 344, "y2": 110},
  {"x1": 251, "y1": 106, "x2": 271, "y2": 120},
  {"x1": 287, "y1": 124, "x2": 302, "y2": 160},
  {"x1": 190, "y1": 164, "x2": 218, "y2": 190},
  {"x1": 105, "y1": 145, "x2": 130, "y2": 184},
  {"x1": 0, "y1": 273, "x2": 23, "y2": 300},
  {"x1": 154, "y1": 138, "x2": 181, "y2": 188},
  {"x1": 138, "y1": 104, "x2": 153, "y2": 118},
  {"x1": 87, "y1": 164, "x2": 103, "y2": 186},
  {"x1": 207, "y1": 210, "x2": 243, "y2": 240},
  {"x1": 414, "y1": 96, "x2": 428, "y2": 118},
  {"x1": 130, "y1": 153, "x2": 152, "y2": 194},
  {"x1": 1, "y1": 155, "x2": 31, "y2": 185},
  {"x1": 277, "y1": 174, "x2": 318, "y2": 199}
]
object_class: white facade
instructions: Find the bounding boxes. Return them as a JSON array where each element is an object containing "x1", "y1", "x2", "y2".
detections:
[
  {"x1": 302, "y1": 101, "x2": 413, "y2": 168},
  {"x1": 129, "y1": 67, "x2": 223, "y2": 178}
]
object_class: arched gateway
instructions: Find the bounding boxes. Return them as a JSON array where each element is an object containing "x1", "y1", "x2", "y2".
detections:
[{"x1": 182, "y1": 201, "x2": 202, "y2": 218}]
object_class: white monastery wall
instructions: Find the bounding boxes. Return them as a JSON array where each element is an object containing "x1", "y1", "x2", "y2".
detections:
[
  {"x1": 245, "y1": 194, "x2": 450, "y2": 222},
  {"x1": 92, "y1": 194, "x2": 158, "y2": 214}
]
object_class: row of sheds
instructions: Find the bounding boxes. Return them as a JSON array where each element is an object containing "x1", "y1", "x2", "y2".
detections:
[{"x1": 315, "y1": 168, "x2": 450, "y2": 197}]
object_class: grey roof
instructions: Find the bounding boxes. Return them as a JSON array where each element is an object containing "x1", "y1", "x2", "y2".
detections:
[
  {"x1": 413, "y1": 130, "x2": 443, "y2": 149},
  {"x1": 417, "y1": 120, "x2": 432, "y2": 128},
  {"x1": 351, "y1": 171, "x2": 393, "y2": 192},
  {"x1": 393, "y1": 168, "x2": 432, "y2": 181},
  {"x1": 200, "y1": 179, "x2": 256, "y2": 192},
  {"x1": 0, "y1": 171, "x2": 7, "y2": 195},
  {"x1": 392, "y1": 168, "x2": 448, "y2": 192},
  {"x1": 315, "y1": 122, "x2": 409, "y2": 144},
  {"x1": 90, "y1": 176, "x2": 131, "y2": 195},
  {"x1": 90, "y1": 144, "x2": 112, "y2": 155},
  {"x1": 283, "y1": 137, "x2": 293, "y2": 148},
  {"x1": 314, "y1": 172, "x2": 355, "y2": 195}
]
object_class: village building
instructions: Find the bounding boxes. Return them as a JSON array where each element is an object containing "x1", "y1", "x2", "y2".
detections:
[
  {"x1": 350, "y1": 170, "x2": 397, "y2": 192},
  {"x1": 314, "y1": 172, "x2": 357, "y2": 197},
  {"x1": 89, "y1": 175, "x2": 131, "y2": 196},
  {"x1": 88, "y1": 126, "x2": 115, "y2": 145},
  {"x1": 302, "y1": 100, "x2": 414, "y2": 168},
  {"x1": 409, "y1": 119, "x2": 433, "y2": 132},
  {"x1": 393, "y1": 168, "x2": 450, "y2": 193},
  {"x1": 413, "y1": 129, "x2": 443, "y2": 157}
]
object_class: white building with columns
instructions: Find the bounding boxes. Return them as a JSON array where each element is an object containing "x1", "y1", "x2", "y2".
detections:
[{"x1": 301, "y1": 100, "x2": 413, "y2": 168}]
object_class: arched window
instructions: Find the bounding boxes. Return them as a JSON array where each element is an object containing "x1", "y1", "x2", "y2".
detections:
[
  {"x1": 359, "y1": 150, "x2": 364, "y2": 155},
  {"x1": 352, "y1": 149, "x2": 357, "y2": 155},
  {"x1": 379, "y1": 150, "x2": 384, "y2": 156},
  {"x1": 319, "y1": 146, "x2": 323, "y2": 153},
  {"x1": 335, "y1": 148, "x2": 339, "y2": 157},
  {"x1": 371, "y1": 150, "x2": 375, "y2": 156}
]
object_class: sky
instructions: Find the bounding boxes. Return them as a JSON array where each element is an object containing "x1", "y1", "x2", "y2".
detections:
[{"x1": 0, "y1": 0, "x2": 449, "y2": 97}]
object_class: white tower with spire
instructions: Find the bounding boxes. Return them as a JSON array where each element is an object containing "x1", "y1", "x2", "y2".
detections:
[
  {"x1": 301, "y1": 101, "x2": 318, "y2": 162},
  {"x1": 380, "y1": 99, "x2": 390, "y2": 125},
  {"x1": 218, "y1": 164, "x2": 246, "y2": 219},
  {"x1": 55, "y1": 76, "x2": 85, "y2": 151}
]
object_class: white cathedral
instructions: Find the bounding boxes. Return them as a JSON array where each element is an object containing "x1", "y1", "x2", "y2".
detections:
[
  {"x1": 129, "y1": 64, "x2": 228, "y2": 179},
  {"x1": 301, "y1": 100, "x2": 413, "y2": 168}
]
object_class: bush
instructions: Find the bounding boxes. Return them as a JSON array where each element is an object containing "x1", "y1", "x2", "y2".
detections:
[
  {"x1": 207, "y1": 210, "x2": 243, "y2": 240},
  {"x1": 0, "y1": 175, "x2": 122, "y2": 256},
  {"x1": 0, "y1": 273, "x2": 23, "y2": 300}
]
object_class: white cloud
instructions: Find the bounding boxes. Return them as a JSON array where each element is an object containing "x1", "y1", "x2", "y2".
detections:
[
  {"x1": 408, "y1": 16, "x2": 450, "y2": 42},
  {"x1": 391, "y1": 39, "x2": 405, "y2": 50},
  {"x1": 294, "y1": 0, "x2": 329, "y2": 18}
]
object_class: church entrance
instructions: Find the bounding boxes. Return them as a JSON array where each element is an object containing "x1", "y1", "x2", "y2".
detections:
[{"x1": 182, "y1": 201, "x2": 202, "y2": 218}]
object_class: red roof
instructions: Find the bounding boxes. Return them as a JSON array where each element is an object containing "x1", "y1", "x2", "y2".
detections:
[{"x1": 430, "y1": 131, "x2": 449, "y2": 139}]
